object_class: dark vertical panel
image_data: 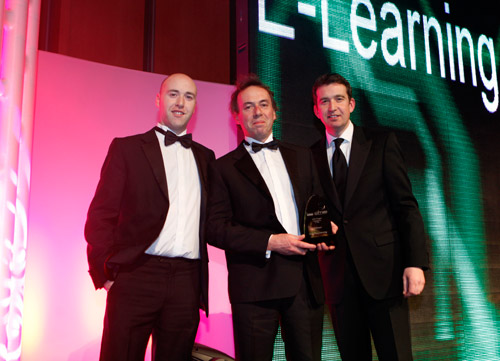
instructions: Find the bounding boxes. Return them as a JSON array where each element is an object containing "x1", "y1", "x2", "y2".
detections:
[
  {"x1": 143, "y1": 0, "x2": 155, "y2": 72},
  {"x1": 153, "y1": 0, "x2": 230, "y2": 83},
  {"x1": 234, "y1": 0, "x2": 249, "y2": 82},
  {"x1": 38, "y1": 0, "x2": 62, "y2": 52}
]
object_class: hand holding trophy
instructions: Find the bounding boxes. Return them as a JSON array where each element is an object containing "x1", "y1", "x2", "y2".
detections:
[{"x1": 304, "y1": 195, "x2": 337, "y2": 251}]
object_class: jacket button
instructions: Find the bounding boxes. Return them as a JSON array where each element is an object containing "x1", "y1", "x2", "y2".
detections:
[{"x1": 343, "y1": 220, "x2": 348, "y2": 224}]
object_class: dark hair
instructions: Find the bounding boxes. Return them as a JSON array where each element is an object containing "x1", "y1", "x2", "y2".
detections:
[
  {"x1": 312, "y1": 73, "x2": 353, "y2": 106},
  {"x1": 230, "y1": 74, "x2": 278, "y2": 114}
]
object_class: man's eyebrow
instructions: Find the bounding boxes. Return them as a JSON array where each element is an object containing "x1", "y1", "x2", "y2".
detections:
[{"x1": 167, "y1": 89, "x2": 196, "y2": 97}]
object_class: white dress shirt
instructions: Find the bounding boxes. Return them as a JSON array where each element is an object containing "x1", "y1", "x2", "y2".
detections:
[
  {"x1": 244, "y1": 134, "x2": 300, "y2": 237},
  {"x1": 145, "y1": 123, "x2": 201, "y2": 259}
]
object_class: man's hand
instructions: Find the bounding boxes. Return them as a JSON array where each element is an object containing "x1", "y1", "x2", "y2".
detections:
[
  {"x1": 103, "y1": 280, "x2": 114, "y2": 291},
  {"x1": 268, "y1": 234, "x2": 316, "y2": 256},
  {"x1": 402, "y1": 267, "x2": 425, "y2": 297},
  {"x1": 316, "y1": 222, "x2": 338, "y2": 251}
]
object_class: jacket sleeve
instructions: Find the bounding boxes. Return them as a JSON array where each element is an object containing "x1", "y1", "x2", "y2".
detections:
[
  {"x1": 206, "y1": 161, "x2": 272, "y2": 257},
  {"x1": 84, "y1": 138, "x2": 127, "y2": 289},
  {"x1": 383, "y1": 132, "x2": 429, "y2": 270}
]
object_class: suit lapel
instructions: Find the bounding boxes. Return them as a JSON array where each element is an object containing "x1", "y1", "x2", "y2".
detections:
[
  {"x1": 233, "y1": 142, "x2": 273, "y2": 200},
  {"x1": 345, "y1": 126, "x2": 371, "y2": 208},
  {"x1": 142, "y1": 129, "x2": 169, "y2": 200},
  {"x1": 311, "y1": 138, "x2": 343, "y2": 213}
]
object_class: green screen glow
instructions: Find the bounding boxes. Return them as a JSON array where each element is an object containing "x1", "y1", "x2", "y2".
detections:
[{"x1": 247, "y1": 0, "x2": 500, "y2": 359}]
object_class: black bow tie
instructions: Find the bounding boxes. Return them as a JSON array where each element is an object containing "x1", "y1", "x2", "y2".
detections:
[
  {"x1": 155, "y1": 127, "x2": 192, "y2": 148},
  {"x1": 244, "y1": 140, "x2": 279, "y2": 153}
]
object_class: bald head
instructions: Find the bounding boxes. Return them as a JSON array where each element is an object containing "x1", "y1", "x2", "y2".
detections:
[
  {"x1": 156, "y1": 73, "x2": 197, "y2": 134},
  {"x1": 159, "y1": 73, "x2": 196, "y2": 94}
]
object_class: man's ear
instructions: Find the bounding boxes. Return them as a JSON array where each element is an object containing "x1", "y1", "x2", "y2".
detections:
[
  {"x1": 350, "y1": 97, "x2": 356, "y2": 112},
  {"x1": 155, "y1": 93, "x2": 160, "y2": 108},
  {"x1": 313, "y1": 104, "x2": 319, "y2": 118},
  {"x1": 232, "y1": 113, "x2": 240, "y2": 126}
]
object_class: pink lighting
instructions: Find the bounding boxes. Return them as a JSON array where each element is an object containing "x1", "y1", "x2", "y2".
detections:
[
  {"x1": 0, "y1": 0, "x2": 41, "y2": 360},
  {"x1": 22, "y1": 51, "x2": 237, "y2": 360}
]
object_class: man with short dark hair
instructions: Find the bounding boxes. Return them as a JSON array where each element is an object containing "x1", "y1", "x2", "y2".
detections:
[
  {"x1": 208, "y1": 74, "x2": 335, "y2": 361},
  {"x1": 310, "y1": 73, "x2": 429, "y2": 360},
  {"x1": 85, "y1": 73, "x2": 215, "y2": 361}
]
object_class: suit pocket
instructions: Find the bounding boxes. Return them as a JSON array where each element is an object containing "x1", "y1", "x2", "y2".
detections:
[{"x1": 374, "y1": 229, "x2": 398, "y2": 247}]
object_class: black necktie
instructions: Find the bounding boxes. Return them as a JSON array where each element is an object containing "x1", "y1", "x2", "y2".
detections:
[
  {"x1": 155, "y1": 127, "x2": 192, "y2": 148},
  {"x1": 332, "y1": 138, "x2": 347, "y2": 205},
  {"x1": 244, "y1": 140, "x2": 279, "y2": 153}
]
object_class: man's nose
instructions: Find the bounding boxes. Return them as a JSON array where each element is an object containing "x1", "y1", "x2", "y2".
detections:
[
  {"x1": 328, "y1": 100, "x2": 336, "y2": 111},
  {"x1": 176, "y1": 96, "x2": 185, "y2": 107}
]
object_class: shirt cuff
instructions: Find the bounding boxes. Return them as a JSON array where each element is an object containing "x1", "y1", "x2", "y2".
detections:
[{"x1": 266, "y1": 234, "x2": 273, "y2": 259}]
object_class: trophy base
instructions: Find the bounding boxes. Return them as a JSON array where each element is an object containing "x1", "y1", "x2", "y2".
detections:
[{"x1": 306, "y1": 234, "x2": 334, "y2": 246}]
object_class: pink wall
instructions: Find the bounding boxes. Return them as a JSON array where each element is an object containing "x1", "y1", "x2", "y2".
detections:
[{"x1": 22, "y1": 51, "x2": 237, "y2": 360}]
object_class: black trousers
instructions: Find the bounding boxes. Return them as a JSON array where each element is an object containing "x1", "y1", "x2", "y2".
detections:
[
  {"x1": 99, "y1": 255, "x2": 201, "y2": 361},
  {"x1": 231, "y1": 275, "x2": 324, "y2": 361},
  {"x1": 329, "y1": 253, "x2": 412, "y2": 361}
]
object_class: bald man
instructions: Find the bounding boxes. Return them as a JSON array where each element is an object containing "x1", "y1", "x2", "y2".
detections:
[{"x1": 85, "y1": 74, "x2": 215, "y2": 361}]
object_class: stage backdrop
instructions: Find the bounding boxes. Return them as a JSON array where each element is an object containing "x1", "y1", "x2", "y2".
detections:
[
  {"x1": 241, "y1": 0, "x2": 500, "y2": 359},
  {"x1": 21, "y1": 51, "x2": 236, "y2": 360},
  {"x1": 21, "y1": 0, "x2": 500, "y2": 357}
]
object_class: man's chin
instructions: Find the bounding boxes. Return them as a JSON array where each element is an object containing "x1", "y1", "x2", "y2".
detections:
[{"x1": 165, "y1": 120, "x2": 189, "y2": 132}]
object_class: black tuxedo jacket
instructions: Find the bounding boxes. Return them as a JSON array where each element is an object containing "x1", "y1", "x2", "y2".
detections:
[
  {"x1": 85, "y1": 128, "x2": 215, "y2": 313},
  {"x1": 311, "y1": 126, "x2": 428, "y2": 303},
  {"x1": 207, "y1": 141, "x2": 324, "y2": 305}
]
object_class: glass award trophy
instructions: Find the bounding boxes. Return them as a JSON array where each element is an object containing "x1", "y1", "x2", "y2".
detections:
[{"x1": 304, "y1": 195, "x2": 334, "y2": 245}]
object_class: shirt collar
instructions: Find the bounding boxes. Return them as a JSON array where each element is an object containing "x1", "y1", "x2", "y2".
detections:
[
  {"x1": 326, "y1": 121, "x2": 353, "y2": 147},
  {"x1": 245, "y1": 133, "x2": 274, "y2": 145}
]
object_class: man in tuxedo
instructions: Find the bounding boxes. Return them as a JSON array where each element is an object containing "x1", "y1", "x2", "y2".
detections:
[
  {"x1": 85, "y1": 73, "x2": 215, "y2": 361},
  {"x1": 310, "y1": 73, "x2": 429, "y2": 360},
  {"x1": 207, "y1": 74, "x2": 335, "y2": 361}
]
